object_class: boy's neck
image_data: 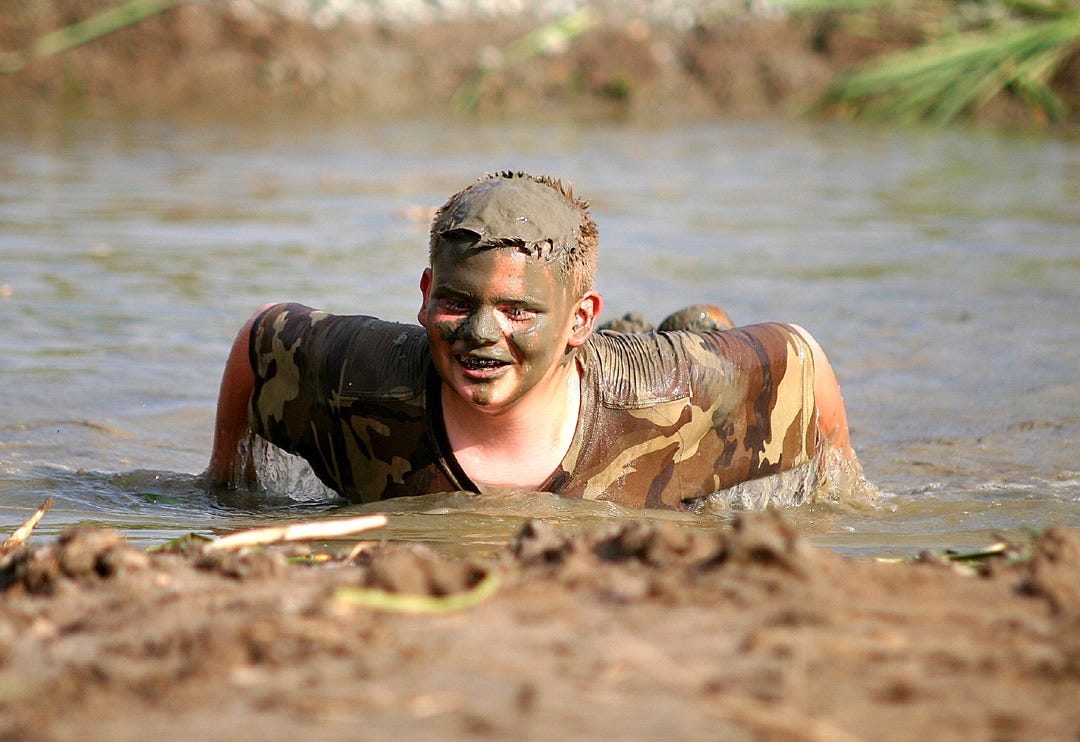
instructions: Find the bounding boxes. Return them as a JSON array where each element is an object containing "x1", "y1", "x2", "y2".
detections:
[{"x1": 441, "y1": 360, "x2": 582, "y2": 492}]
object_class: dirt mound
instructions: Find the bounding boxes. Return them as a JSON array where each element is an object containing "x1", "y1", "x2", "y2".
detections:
[
  {"x1": 6, "y1": 2, "x2": 1076, "y2": 125},
  {"x1": 1019, "y1": 526, "x2": 1080, "y2": 615},
  {"x1": 0, "y1": 1, "x2": 922, "y2": 121},
  {"x1": 0, "y1": 513, "x2": 1077, "y2": 739}
]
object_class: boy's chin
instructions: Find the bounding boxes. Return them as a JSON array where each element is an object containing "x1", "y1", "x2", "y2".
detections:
[
  {"x1": 449, "y1": 379, "x2": 525, "y2": 412},
  {"x1": 444, "y1": 376, "x2": 498, "y2": 407}
]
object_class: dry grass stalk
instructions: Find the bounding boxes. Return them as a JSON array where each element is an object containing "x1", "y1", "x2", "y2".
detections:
[
  {"x1": 345, "y1": 541, "x2": 379, "y2": 561},
  {"x1": 208, "y1": 514, "x2": 388, "y2": 551},
  {"x1": 1, "y1": 497, "x2": 54, "y2": 554}
]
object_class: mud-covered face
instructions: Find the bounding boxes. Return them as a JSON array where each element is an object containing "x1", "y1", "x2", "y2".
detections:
[{"x1": 418, "y1": 244, "x2": 580, "y2": 412}]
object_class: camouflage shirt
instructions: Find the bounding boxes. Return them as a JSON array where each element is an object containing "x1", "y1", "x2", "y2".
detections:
[{"x1": 247, "y1": 302, "x2": 818, "y2": 509}]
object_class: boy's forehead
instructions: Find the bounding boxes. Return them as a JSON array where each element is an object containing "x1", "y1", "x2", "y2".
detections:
[
  {"x1": 434, "y1": 177, "x2": 580, "y2": 253},
  {"x1": 430, "y1": 244, "x2": 572, "y2": 294}
]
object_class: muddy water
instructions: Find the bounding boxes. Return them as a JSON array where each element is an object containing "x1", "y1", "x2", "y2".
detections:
[{"x1": 1, "y1": 112, "x2": 1077, "y2": 558}]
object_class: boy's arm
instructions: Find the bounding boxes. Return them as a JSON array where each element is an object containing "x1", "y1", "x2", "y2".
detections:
[
  {"x1": 204, "y1": 304, "x2": 275, "y2": 486},
  {"x1": 790, "y1": 324, "x2": 856, "y2": 461}
]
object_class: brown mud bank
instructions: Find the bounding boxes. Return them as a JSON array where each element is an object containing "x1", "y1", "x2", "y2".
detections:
[
  {"x1": 0, "y1": 512, "x2": 1077, "y2": 740},
  {"x1": 5, "y1": 1, "x2": 1075, "y2": 124}
]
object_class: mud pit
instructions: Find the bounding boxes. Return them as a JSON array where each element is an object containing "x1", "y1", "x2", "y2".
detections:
[
  {"x1": 2, "y1": 4, "x2": 1080, "y2": 739},
  {"x1": 0, "y1": 512, "x2": 1077, "y2": 740}
]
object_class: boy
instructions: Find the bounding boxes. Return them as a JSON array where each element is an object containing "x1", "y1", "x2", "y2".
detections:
[{"x1": 206, "y1": 171, "x2": 858, "y2": 509}]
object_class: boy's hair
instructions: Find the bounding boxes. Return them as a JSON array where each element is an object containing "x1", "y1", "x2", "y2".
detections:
[{"x1": 429, "y1": 171, "x2": 599, "y2": 298}]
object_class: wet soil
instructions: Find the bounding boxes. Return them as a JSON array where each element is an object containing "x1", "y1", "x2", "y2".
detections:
[
  {"x1": 3, "y1": 1, "x2": 1077, "y2": 124},
  {"x1": 0, "y1": 512, "x2": 1077, "y2": 740}
]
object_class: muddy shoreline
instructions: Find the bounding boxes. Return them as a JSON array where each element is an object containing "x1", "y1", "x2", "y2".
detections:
[
  {"x1": 4, "y1": 1, "x2": 1076, "y2": 125},
  {"x1": 0, "y1": 512, "x2": 1077, "y2": 739}
]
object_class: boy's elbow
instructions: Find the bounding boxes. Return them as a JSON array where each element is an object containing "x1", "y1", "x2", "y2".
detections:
[
  {"x1": 789, "y1": 324, "x2": 856, "y2": 459},
  {"x1": 205, "y1": 305, "x2": 275, "y2": 487}
]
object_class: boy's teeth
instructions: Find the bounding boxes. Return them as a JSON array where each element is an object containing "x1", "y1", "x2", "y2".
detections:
[{"x1": 461, "y1": 356, "x2": 505, "y2": 369}]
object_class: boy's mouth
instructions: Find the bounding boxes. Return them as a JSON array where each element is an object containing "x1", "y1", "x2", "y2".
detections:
[{"x1": 456, "y1": 354, "x2": 510, "y2": 375}]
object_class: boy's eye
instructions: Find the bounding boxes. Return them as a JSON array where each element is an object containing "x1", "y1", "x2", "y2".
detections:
[
  {"x1": 439, "y1": 298, "x2": 471, "y2": 313},
  {"x1": 503, "y1": 307, "x2": 537, "y2": 321}
]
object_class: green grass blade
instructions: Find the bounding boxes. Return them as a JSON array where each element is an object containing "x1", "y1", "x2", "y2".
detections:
[
  {"x1": 1, "y1": 0, "x2": 188, "y2": 74},
  {"x1": 821, "y1": 12, "x2": 1080, "y2": 123}
]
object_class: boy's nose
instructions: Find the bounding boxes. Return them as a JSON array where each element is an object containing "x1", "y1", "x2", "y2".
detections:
[{"x1": 462, "y1": 308, "x2": 501, "y2": 345}]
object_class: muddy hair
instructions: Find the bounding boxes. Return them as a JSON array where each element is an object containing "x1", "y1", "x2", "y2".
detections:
[{"x1": 428, "y1": 171, "x2": 599, "y2": 299}]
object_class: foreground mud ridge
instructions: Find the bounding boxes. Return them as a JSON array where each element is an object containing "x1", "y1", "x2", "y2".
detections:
[{"x1": 0, "y1": 512, "x2": 1077, "y2": 739}]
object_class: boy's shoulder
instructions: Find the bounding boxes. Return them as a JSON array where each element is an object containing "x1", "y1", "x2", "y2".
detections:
[{"x1": 252, "y1": 302, "x2": 430, "y2": 401}]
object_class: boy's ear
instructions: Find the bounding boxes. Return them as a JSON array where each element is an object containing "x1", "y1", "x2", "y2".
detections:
[
  {"x1": 567, "y1": 290, "x2": 603, "y2": 347},
  {"x1": 417, "y1": 267, "x2": 433, "y2": 326}
]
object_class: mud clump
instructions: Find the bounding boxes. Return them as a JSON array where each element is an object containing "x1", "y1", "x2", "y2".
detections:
[
  {"x1": 195, "y1": 547, "x2": 288, "y2": 580},
  {"x1": 1020, "y1": 526, "x2": 1080, "y2": 615},
  {"x1": 359, "y1": 543, "x2": 489, "y2": 596},
  {"x1": 511, "y1": 510, "x2": 817, "y2": 573},
  {"x1": 3, "y1": 527, "x2": 150, "y2": 595},
  {"x1": 508, "y1": 510, "x2": 824, "y2": 603},
  {"x1": 710, "y1": 509, "x2": 817, "y2": 575}
]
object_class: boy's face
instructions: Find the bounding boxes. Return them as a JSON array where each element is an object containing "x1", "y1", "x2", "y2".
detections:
[{"x1": 418, "y1": 243, "x2": 593, "y2": 412}]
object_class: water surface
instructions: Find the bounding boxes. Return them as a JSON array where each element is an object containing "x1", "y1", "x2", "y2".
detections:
[{"x1": 2, "y1": 112, "x2": 1077, "y2": 558}]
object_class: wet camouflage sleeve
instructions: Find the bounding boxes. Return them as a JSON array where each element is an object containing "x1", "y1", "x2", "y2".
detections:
[
  {"x1": 247, "y1": 303, "x2": 460, "y2": 502},
  {"x1": 552, "y1": 325, "x2": 818, "y2": 509}
]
